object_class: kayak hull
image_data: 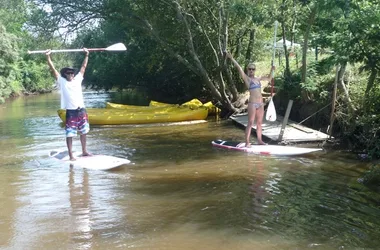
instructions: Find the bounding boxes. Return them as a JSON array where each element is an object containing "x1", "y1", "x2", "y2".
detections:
[{"x1": 57, "y1": 107, "x2": 208, "y2": 125}]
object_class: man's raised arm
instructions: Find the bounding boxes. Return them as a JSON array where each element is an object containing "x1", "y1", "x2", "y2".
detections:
[
  {"x1": 79, "y1": 48, "x2": 89, "y2": 75},
  {"x1": 46, "y1": 50, "x2": 59, "y2": 80}
]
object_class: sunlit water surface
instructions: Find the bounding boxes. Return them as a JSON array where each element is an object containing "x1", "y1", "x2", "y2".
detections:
[{"x1": 0, "y1": 92, "x2": 379, "y2": 250}]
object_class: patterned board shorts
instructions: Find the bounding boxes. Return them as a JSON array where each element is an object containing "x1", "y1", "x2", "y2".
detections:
[{"x1": 65, "y1": 108, "x2": 90, "y2": 137}]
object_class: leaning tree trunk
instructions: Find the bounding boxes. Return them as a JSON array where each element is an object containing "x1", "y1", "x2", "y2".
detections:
[{"x1": 126, "y1": 0, "x2": 241, "y2": 113}]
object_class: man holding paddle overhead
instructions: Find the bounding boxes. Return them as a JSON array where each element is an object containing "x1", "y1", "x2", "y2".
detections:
[{"x1": 46, "y1": 48, "x2": 91, "y2": 161}]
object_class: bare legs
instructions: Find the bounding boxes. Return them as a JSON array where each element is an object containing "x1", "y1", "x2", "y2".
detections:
[
  {"x1": 66, "y1": 134, "x2": 90, "y2": 161},
  {"x1": 256, "y1": 106, "x2": 266, "y2": 145},
  {"x1": 245, "y1": 105, "x2": 266, "y2": 147},
  {"x1": 80, "y1": 134, "x2": 91, "y2": 156},
  {"x1": 245, "y1": 106, "x2": 256, "y2": 147},
  {"x1": 66, "y1": 137, "x2": 75, "y2": 161}
]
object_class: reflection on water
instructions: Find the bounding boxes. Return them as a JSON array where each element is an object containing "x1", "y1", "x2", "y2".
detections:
[{"x1": 0, "y1": 92, "x2": 380, "y2": 249}]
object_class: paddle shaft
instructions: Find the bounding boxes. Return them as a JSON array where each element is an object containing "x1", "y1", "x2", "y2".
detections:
[
  {"x1": 270, "y1": 21, "x2": 278, "y2": 96},
  {"x1": 28, "y1": 48, "x2": 106, "y2": 54},
  {"x1": 265, "y1": 21, "x2": 278, "y2": 122},
  {"x1": 28, "y1": 43, "x2": 126, "y2": 54}
]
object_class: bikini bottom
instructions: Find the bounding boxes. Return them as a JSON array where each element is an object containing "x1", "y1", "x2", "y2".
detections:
[{"x1": 248, "y1": 102, "x2": 263, "y2": 109}]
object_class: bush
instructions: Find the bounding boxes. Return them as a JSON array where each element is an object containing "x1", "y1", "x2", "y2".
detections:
[{"x1": 335, "y1": 67, "x2": 380, "y2": 159}]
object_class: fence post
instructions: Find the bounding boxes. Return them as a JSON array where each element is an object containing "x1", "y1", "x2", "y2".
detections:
[{"x1": 277, "y1": 100, "x2": 293, "y2": 142}]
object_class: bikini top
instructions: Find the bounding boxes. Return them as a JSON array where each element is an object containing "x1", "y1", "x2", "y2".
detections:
[{"x1": 249, "y1": 78, "x2": 261, "y2": 90}]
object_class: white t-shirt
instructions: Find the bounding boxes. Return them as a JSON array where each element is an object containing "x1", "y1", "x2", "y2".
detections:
[{"x1": 56, "y1": 72, "x2": 85, "y2": 109}]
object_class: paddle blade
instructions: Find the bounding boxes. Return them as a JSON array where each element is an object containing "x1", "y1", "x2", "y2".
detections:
[
  {"x1": 105, "y1": 43, "x2": 127, "y2": 51},
  {"x1": 266, "y1": 98, "x2": 277, "y2": 122}
]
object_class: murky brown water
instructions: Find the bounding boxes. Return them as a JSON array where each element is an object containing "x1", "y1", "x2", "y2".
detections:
[{"x1": 1, "y1": 92, "x2": 380, "y2": 250}]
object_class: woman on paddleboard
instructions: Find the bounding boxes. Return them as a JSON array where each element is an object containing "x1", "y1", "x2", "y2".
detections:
[
  {"x1": 226, "y1": 52, "x2": 274, "y2": 147},
  {"x1": 46, "y1": 48, "x2": 91, "y2": 161}
]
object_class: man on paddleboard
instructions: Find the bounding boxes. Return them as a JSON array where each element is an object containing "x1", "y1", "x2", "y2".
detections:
[
  {"x1": 226, "y1": 52, "x2": 274, "y2": 147},
  {"x1": 46, "y1": 48, "x2": 91, "y2": 161}
]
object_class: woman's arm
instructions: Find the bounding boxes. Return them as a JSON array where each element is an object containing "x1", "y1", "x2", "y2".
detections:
[{"x1": 226, "y1": 52, "x2": 249, "y2": 88}]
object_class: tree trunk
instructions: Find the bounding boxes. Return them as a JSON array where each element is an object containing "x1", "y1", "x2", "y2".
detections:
[
  {"x1": 301, "y1": 4, "x2": 317, "y2": 83},
  {"x1": 280, "y1": 0, "x2": 291, "y2": 81},
  {"x1": 300, "y1": 3, "x2": 318, "y2": 102},
  {"x1": 290, "y1": 0, "x2": 297, "y2": 46},
  {"x1": 280, "y1": 19, "x2": 291, "y2": 82},
  {"x1": 365, "y1": 67, "x2": 377, "y2": 97},
  {"x1": 364, "y1": 67, "x2": 377, "y2": 113},
  {"x1": 329, "y1": 65, "x2": 340, "y2": 138},
  {"x1": 337, "y1": 62, "x2": 356, "y2": 113},
  {"x1": 245, "y1": 29, "x2": 255, "y2": 63},
  {"x1": 234, "y1": 30, "x2": 248, "y2": 58},
  {"x1": 219, "y1": 4, "x2": 238, "y2": 102}
]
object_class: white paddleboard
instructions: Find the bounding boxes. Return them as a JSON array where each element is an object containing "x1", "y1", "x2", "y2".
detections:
[
  {"x1": 212, "y1": 140, "x2": 322, "y2": 156},
  {"x1": 49, "y1": 150, "x2": 130, "y2": 170}
]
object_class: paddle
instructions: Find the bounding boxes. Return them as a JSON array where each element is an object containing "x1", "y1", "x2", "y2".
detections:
[
  {"x1": 27, "y1": 43, "x2": 127, "y2": 54},
  {"x1": 265, "y1": 21, "x2": 278, "y2": 122}
]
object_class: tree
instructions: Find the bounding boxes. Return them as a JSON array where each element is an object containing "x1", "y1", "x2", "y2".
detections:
[
  {"x1": 28, "y1": 0, "x2": 279, "y2": 113},
  {"x1": 0, "y1": 22, "x2": 19, "y2": 103}
]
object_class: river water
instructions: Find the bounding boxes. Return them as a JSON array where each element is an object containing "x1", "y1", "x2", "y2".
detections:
[{"x1": 0, "y1": 92, "x2": 379, "y2": 250}]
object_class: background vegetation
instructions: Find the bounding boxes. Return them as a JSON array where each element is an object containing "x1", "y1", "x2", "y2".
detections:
[{"x1": 0, "y1": 0, "x2": 379, "y2": 158}]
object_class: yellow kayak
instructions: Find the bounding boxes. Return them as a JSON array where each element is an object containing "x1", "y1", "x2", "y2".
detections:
[
  {"x1": 149, "y1": 100, "x2": 176, "y2": 107},
  {"x1": 202, "y1": 101, "x2": 220, "y2": 115},
  {"x1": 106, "y1": 102, "x2": 179, "y2": 110},
  {"x1": 150, "y1": 99, "x2": 220, "y2": 115},
  {"x1": 57, "y1": 107, "x2": 208, "y2": 125},
  {"x1": 148, "y1": 99, "x2": 202, "y2": 108}
]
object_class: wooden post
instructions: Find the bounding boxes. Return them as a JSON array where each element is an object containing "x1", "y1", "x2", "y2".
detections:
[
  {"x1": 277, "y1": 100, "x2": 293, "y2": 142},
  {"x1": 329, "y1": 65, "x2": 340, "y2": 139}
]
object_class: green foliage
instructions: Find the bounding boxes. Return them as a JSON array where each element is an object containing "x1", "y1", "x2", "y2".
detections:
[
  {"x1": 337, "y1": 82, "x2": 380, "y2": 159},
  {"x1": 27, "y1": 0, "x2": 280, "y2": 104},
  {"x1": 0, "y1": 0, "x2": 63, "y2": 101},
  {"x1": 303, "y1": 59, "x2": 336, "y2": 100},
  {"x1": 274, "y1": 53, "x2": 334, "y2": 104},
  {"x1": 20, "y1": 61, "x2": 53, "y2": 92},
  {"x1": 0, "y1": 0, "x2": 27, "y2": 35},
  {"x1": 0, "y1": 24, "x2": 19, "y2": 102}
]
